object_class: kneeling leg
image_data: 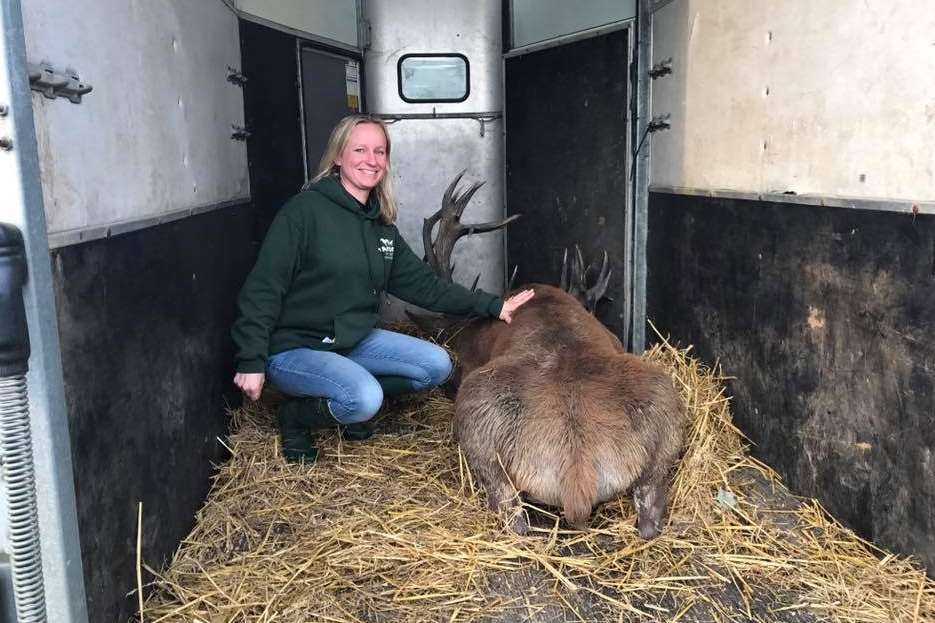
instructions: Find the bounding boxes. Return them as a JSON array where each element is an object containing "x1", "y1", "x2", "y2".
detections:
[
  {"x1": 469, "y1": 453, "x2": 528, "y2": 535},
  {"x1": 632, "y1": 476, "x2": 669, "y2": 540}
]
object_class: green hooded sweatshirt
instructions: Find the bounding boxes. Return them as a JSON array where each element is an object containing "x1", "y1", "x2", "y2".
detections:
[{"x1": 232, "y1": 176, "x2": 503, "y2": 373}]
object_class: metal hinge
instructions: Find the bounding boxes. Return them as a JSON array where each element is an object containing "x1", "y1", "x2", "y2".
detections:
[
  {"x1": 231, "y1": 125, "x2": 251, "y2": 141},
  {"x1": 0, "y1": 105, "x2": 10, "y2": 151},
  {"x1": 227, "y1": 66, "x2": 247, "y2": 87},
  {"x1": 649, "y1": 58, "x2": 673, "y2": 80},
  {"x1": 648, "y1": 114, "x2": 671, "y2": 132},
  {"x1": 27, "y1": 61, "x2": 92, "y2": 104},
  {"x1": 358, "y1": 18, "x2": 372, "y2": 51}
]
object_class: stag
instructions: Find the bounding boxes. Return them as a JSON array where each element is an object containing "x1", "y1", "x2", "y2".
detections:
[{"x1": 419, "y1": 173, "x2": 686, "y2": 538}]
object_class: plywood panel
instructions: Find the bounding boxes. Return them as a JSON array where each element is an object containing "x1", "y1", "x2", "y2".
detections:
[
  {"x1": 651, "y1": 0, "x2": 935, "y2": 203},
  {"x1": 22, "y1": 0, "x2": 249, "y2": 234}
]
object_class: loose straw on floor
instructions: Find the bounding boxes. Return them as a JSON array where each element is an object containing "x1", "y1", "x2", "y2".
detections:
[{"x1": 136, "y1": 331, "x2": 935, "y2": 623}]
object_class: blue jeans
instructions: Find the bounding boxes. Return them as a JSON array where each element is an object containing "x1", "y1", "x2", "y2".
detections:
[{"x1": 266, "y1": 329, "x2": 452, "y2": 424}]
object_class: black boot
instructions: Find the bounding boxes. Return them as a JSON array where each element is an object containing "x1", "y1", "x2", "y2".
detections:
[
  {"x1": 340, "y1": 376, "x2": 412, "y2": 442},
  {"x1": 277, "y1": 397, "x2": 336, "y2": 463},
  {"x1": 342, "y1": 421, "x2": 374, "y2": 442},
  {"x1": 376, "y1": 375, "x2": 414, "y2": 397}
]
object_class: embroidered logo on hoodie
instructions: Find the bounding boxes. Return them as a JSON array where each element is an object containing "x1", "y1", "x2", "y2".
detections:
[{"x1": 378, "y1": 237, "x2": 394, "y2": 260}]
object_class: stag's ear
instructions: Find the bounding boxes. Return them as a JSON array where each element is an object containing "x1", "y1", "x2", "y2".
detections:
[{"x1": 405, "y1": 309, "x2": 461, "y2": 339}]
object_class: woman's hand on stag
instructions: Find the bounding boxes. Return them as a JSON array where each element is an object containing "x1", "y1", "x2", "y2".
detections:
[{"x1": 499, "y1": 289, "x2": 535, "y2": 324}]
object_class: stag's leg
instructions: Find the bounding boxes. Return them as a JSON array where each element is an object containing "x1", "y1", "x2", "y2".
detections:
[
  {"x1": 455, "y1": 368, "x2": 529, "y2": 535},
  {"x1": 634, "y1": 398, "x2": 686, "y2": 539},
  {"x1": 632, "y1": 476, "x2": 668, "y2": 540},
  {"x1": 468, "y1": 456, "x2": 528, "y2": 535},
  {"x1": 633, "y1": 437, "x2": 681, "y2": 540}
]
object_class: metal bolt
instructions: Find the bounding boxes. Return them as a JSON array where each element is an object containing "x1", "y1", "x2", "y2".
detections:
[
  {"x1": 0, "y1": 104, "x2": 8, "y2": 117},
  {"x1": 0, "y1": 137, "x2": 13, "y2": 151}
]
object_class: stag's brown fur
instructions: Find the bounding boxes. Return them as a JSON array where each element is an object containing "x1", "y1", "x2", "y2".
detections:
[{"x1": 447, "y1": 284, "x2": 685, "y2": 538}]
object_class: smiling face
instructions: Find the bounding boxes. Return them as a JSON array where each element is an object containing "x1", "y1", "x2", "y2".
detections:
[{"x1": 334, "y1": 122, "x2": 388, "y2": 204}]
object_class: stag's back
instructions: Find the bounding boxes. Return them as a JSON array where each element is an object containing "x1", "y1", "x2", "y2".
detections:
[
  {"x1": 453, "y1": 285, "x2": 684, "y2": 527},
  {"x1": 452, "y1": 285, "x2": 622, "y2": 372}
]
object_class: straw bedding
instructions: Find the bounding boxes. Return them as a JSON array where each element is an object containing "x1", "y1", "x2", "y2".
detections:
[{"x1": 138, "y1": 334, "x2": 935, "y2": 622}]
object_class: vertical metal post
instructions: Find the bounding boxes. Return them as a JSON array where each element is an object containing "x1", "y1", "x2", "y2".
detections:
[
  {"x1": 630, "y1": 0, "x2": 653, "y2": 353},
  {"x1": 0, "y1": 1, "x2": 89, "y2": 622},
  {"x1": 620, "y1": 21, "x2": 635, "y2": 352},
  {"x1": 500, "y1": 2, "x2": 511, "y2": 291}
]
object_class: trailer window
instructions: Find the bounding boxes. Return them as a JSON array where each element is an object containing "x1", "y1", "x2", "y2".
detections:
[{"x1": 397, "y1": 54, "x2": 470, "y2": 103}]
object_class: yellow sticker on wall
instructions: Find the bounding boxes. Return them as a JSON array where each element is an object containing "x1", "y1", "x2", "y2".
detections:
[{"x1": 346, "y1": 61, "x2": 360, "y2": 112}]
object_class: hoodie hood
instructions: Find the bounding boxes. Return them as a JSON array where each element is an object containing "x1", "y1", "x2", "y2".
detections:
[{"x1": 310, "y1": 175, "x2": 382, "y2": 221}]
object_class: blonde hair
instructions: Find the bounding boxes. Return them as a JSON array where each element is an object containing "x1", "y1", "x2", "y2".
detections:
[{"x1": 306, "y1": 114, "x2": 397, "y2": 224}]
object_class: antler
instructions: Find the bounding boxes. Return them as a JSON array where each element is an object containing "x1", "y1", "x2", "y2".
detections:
[
  {"x1": 507, "y1": 265, "x2": 519, "y2": 291},
  {"x1": 560, "y1": 245, "x2": 612, "y2": 314},
  {"x1": 423, "y1": 170, "x2": 521, "y2": 282}
]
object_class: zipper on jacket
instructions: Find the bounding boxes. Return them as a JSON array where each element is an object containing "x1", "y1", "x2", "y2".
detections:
[{"x1": 358, "y1": 220, "x2": 378, "y2": 301}]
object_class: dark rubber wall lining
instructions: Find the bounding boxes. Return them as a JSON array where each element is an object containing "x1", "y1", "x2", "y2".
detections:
[
  {"x1": 240, "y1": 18, "x2": 306, "y2": 237},
  {"x1": 505, "y1": 29, "x2": 630, "y2": 339},
  {"x1": 646, "y1": 192, "x2": 935, "y2": 574},
  {"x1": 51, "y1": 203, "x2": 256, "y2": 622}
]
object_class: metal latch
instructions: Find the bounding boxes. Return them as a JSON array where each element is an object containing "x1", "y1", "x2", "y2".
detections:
[{"x1": 27, "y1": 61, "x2": 92, "y2": 104}]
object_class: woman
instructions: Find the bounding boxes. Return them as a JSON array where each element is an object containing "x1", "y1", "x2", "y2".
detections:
[{"x1": 232, "y1": 114, "x2": 533, "y2": 462}]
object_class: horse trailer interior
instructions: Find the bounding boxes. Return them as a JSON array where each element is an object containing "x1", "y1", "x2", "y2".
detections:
[{"x1": 0, "y1": 0, "x2": 932, "y2": 621}]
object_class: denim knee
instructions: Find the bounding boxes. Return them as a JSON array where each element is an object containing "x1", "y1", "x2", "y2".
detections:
[
  {"x1": 413, "y1": 344, "x2": 453, "y2": 390},
  {"x1": 332, "y1": 375, "x2": 383, "y2": 424}
]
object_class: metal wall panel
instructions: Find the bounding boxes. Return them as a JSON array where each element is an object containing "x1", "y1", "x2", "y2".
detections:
[
  {"x1": 651, "y1": 0, "x2": 935, "y2": 205},
  {"x1": 21, "y1": 0, "x2": 249, "y2": 236},
  {"x1": 236, "y1": 0, "x2": 359, "y2": 47},
  {"x1": 364, "y1": 0, "x2": 506, "y2": 305},
  {"x1": 510, "y1": 0, "x2": 635, "y2": 49},
  {"x1": 365, "y1": 0, "x2": 501, "y2": 115}
]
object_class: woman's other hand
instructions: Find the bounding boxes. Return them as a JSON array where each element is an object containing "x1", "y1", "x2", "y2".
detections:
[
  {"x1": 234, "y1": 372, "x2": 265, "y2": 401},
  {"x1": 499, "y1": 289, "x2": 535, "y2": 324}
]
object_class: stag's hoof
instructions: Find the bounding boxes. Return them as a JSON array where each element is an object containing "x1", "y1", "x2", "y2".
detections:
[
  {"x1": 508, "y1": 510, "x2": 529, "y2": 535},
  {"x1": 637, "y1": 517, "x2": 661, "y2": 540}
]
